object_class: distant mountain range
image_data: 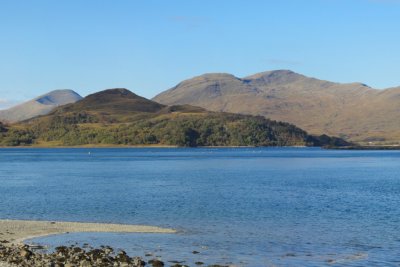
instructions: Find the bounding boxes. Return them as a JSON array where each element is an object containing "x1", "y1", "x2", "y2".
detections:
[
  {"x1": 0, "y1": 88, "x2": 347, "y2": 147},
  {"x1": 0, "y1": 89, "x2": 82, "y2": 122},
  {"x1": 2, "y1": 69, "x2": 398, "y2": 144},
  {"x1": 153, "y1": 70, "x2": 400, "y2": 143}
]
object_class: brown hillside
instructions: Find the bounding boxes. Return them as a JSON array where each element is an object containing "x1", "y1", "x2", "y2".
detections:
[
  {"x1": 57, "y1": 88, "x2": 166, "y2": 114},
  {"x1": 45, "y1": 88, "x2": 206, "y2": 123},
  {"x1": 153, "y1": 70, "x2": 400, "y2": 143}
]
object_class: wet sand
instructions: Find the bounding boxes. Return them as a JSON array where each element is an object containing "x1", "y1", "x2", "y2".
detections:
[{"x1": 0, "y1": 219, "x2": 175, "y2": 245}]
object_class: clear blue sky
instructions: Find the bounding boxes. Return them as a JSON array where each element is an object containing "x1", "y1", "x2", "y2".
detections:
[{"x1": 1, "y1": 0, "x2": 399, "y2": 108}]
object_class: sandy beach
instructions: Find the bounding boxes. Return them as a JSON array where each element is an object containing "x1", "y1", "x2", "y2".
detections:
[
  {"x1": 0, "y1": 219, "x2": 175, "y2": 245},
  {"x1": 0, "y1": 220, "x2": 176, "y2": 266}
]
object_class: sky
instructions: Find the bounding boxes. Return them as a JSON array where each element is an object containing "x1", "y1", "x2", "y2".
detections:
[{"x1": 0, "y1": 0, "x2": 399, "y2": 108}]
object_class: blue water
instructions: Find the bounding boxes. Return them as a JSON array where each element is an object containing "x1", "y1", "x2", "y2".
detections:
[{"x1": 1, "y1": 148, "x2": 400, "y2": 266}]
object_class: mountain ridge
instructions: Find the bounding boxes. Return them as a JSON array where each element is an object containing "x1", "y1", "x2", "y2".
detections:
[
  {"x1": 0, "y1": 89, "x2": 82, "y2": 123},
  {"x1": 153, "y1": 70, "x2": 400, "y2": 143}
]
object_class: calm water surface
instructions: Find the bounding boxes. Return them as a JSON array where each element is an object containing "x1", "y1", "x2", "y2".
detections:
[{"x1": 0, "y1": 148, "x2": 400, "y2": 266}]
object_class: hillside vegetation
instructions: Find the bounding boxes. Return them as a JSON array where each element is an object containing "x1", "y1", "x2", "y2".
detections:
[{"x1": 0, "y1": 89, "x2": 348, "y2": 147}]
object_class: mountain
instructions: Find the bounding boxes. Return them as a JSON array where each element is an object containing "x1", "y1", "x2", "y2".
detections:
[
  {"x1": 153, "y1": 70, "x2": 400, "y2": 143},
  {"x1": 0, "y1": 89, "x2": 82, "y2": 123},
  {"x1": 54, "y1": 88, "x2": 166, "y2": 117},
  {"x1": 0, "y1": 88, "x2": 348, "y2": 147}
]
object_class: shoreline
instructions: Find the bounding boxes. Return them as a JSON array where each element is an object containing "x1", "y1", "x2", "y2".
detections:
[
  {"x1": 0, "y1": 219, "x2": 175, "y2": 245},
  {"x1": 0, "y1": 144, "x2": 180, "y2": 149},
  {"x1": 0, "y1": 145, "x2": 310, "y2": 149},
  {"x1": 0, "y1": 220, "x2": 212, "y2": 267},
  {"x1": 327, "y1": 145, "x2": 400, "y2": 150}
]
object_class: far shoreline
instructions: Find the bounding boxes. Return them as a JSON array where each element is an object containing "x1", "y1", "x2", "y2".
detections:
[
  {"x1": 327, "y1": 145, "x2": 400, "y2": 150},
  {"x1": 4, "y1": 143, "x2": 400, "y2": 150},
  {"x1": 3, "y1": 145, "x2": 400, "y2": 150}
]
